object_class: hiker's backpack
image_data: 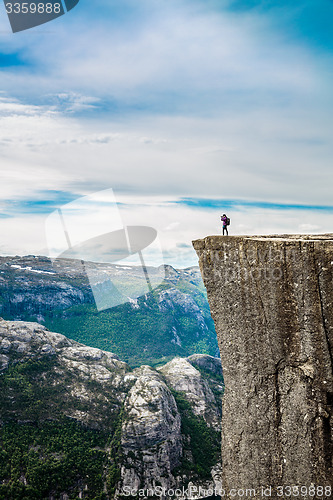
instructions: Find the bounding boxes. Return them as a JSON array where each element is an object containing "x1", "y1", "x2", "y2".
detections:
[{"x1": 226, "y1": 217, "x2": 230, "y2": 226}]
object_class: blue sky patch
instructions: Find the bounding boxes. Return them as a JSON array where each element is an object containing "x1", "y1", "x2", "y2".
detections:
[
  {"x1": 0, "y1": 52, "x2": 24, "y2": 67},
  {"x1": 1, "y1": 191, "x2": 79, "y2": 216},
  {"x1": 178, "y1": 198, "x2": 333, "y2": 212}
]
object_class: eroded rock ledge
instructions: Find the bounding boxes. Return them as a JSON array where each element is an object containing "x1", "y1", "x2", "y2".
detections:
[
  {"x1": 193, "y1": 234, "x2": 333, "y2": 496},
  {"x1": 0, "y1": 318, "x2": 224, "y2": 497}
]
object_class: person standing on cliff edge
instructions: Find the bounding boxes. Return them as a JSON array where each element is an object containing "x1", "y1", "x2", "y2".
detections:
[{"x1": 221, "y1": 214, "x2": 230, "y2": 235}]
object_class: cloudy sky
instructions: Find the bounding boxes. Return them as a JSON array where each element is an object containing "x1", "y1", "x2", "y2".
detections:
[{"x1": 0, "y1": 0, "x2": 332, "y2": 267}]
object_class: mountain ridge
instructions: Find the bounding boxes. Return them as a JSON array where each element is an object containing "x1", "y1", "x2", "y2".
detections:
[
  {"x1": 0, "y1": 318, "x2": 223, "y2": 499},
  {"x1": 0, "y1": 255, "x2": 218, "y2": 366}
]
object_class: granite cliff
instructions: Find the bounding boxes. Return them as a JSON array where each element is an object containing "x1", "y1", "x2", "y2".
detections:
[
  {"x1": 0, "y1": 318, "x2": 223, "y2": 499},
  {"x1": 193, "y1": 234, "x2": 333, "y2": 498}
]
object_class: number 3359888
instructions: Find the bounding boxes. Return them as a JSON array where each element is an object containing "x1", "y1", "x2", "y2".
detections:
[{"x1": 5, "y1": 3, "x2": 61, "y2": 14}]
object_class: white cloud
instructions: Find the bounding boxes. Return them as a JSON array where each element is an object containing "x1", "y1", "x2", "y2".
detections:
[
  {"x1": 0, "y1": 96, "x2": 332, "y2": 209},
  {"x1": 0, "y1": 2, "x2": 332, "y2": 264},
  {"x1": 0, "y1": 97, "x2": 42, "y2": 116},
  {"x1": 52, "y1": 93, "x2": 101, "y2": 113},
  {"x1": 0, "y1": 1, "x2": 325, "y2": 105},
  {"x1": 1, "y1": 197, "x2": 333, "y2": 267},
  {"x1": 298, "y1": 223, "x2": 320, "y2": 232}
]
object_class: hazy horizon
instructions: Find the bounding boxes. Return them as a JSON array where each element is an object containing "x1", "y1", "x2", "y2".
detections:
[{"x1": 1, "y1": 0, "x2": 333, "y2": 267}]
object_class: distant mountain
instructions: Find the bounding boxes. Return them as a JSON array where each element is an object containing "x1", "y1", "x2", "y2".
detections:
[
  {"x1": 0, "y1": 256, "x2": 218, "y2": 367},
  {"x1": 0, "y1": 319, "x2": 223, "y2": 499}
]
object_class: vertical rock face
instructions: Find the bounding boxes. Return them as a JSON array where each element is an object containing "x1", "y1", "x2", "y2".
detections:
[
  {"x1": 121, "y1": 365, "x2": 182, "y2": 491},
  {"x1": 193, "y1": 235, "x2": 333, "y2": 494},
  {"x1": 158, "y1": 357, "x2": 222, "y2": 430}
]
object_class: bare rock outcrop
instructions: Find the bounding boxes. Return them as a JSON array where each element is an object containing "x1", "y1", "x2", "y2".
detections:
[
  {"x1": 193, "y1": 234, "x2": 333, "y2": 497},
  {"x1": 0, "y1": 318, "x2": 223, "y2": 498},
  {"x1": 158, "y1": 356, "x2": 222, "y2": 429},
  {"x1": 121, "y1": 365, "x2": 182, "y2": 491},
  {"x1": 0, "y1": 318, "x2": 130, "y2": 429}
]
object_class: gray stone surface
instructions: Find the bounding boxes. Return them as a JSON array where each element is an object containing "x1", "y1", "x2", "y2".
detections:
[
  {"x1": 158, "y1": 356, "x2": 222, "y2": 429},
  {"x1": 121, "y1": 365, "x2": 182, "y2": 491},
  {"x1": 193, "y1": 234, "x2": 333, "y2": 497},
  {"x1": 0, "y1": 318, "x2": 223, "y2": 497}
]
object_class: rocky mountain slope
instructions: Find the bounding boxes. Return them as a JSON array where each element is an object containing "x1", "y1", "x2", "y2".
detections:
[
  {"x1": 0, "y1": 318, "x2": 223, "y2": 499},
  {"x1": 0, "y1": 256, "x2": 218, "y2": 367}
]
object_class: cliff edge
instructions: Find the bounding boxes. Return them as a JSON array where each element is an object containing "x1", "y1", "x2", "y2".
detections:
[{"x1": 193, "y1": 234, "x2": 333, "y2": 496}]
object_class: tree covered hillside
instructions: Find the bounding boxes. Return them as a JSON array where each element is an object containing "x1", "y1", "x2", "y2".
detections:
[
  {"x1": 0, "y1": 320, "x2": 223, "y2": 499},
  {"x1": 0, "y1": 257, "x2": 218, "y2": 367}
]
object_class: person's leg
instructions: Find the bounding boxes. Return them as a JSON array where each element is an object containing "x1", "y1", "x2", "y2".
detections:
[{"x1": 226, "y1": 226, "x2": 228, "y2": 235}]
